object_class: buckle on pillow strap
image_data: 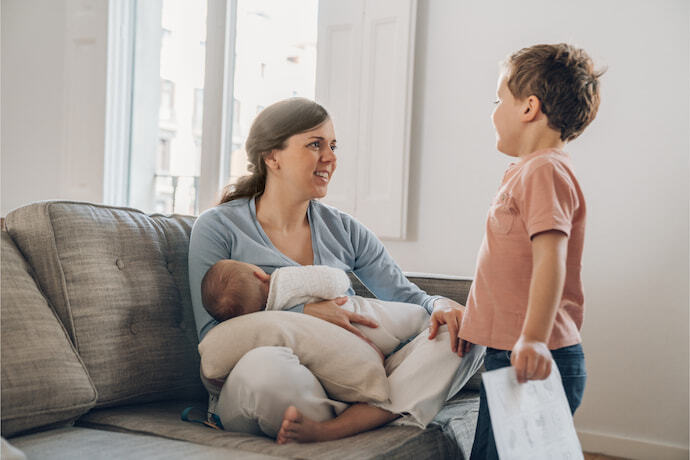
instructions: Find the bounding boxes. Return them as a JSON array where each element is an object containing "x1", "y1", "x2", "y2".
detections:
[{"x1": 181, "y1": 406, "x2": 224, "y2": 430}]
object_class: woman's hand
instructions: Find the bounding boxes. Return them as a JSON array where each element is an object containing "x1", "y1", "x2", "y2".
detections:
[
  {"x1": 510, "y1": 335, "x2": 552, "y2": 383},
  {"x1": 304, "y1": 297, "x2": 379, "y2": 342},
  {"x1": 429, "y1": 298, "x2": 472, "y2": 357}
]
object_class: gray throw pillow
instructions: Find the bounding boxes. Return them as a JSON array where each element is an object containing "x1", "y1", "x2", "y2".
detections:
[{"x1": 1, "y1": 232, "x2": 97, "y2": 437}]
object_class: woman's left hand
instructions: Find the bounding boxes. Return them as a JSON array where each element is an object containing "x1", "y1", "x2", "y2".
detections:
[
  {"x1": 429, "y1": 298, "x2": 472, "y2": 357},
  {"x1": 304, "y1": 297, "x2": 379, "y2": 338}
]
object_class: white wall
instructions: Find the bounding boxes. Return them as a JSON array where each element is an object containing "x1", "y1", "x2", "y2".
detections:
[
  {"x1": 2, "y1": 0, "x2": 688, "y2": 457},
  {"x1": 1, "y1": 0, "x2": 108, "y2": 216},
  {"x1": 385, "y1": 1, "x2": 689, "y2": 458}
]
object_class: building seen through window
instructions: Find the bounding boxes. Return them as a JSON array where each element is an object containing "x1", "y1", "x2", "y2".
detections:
[
  {"x1": 228, "y1": 0, "x2": 318, "y2": 188},
  {"x1": 129, "y1": 0, "x2": 316, "y2": 215}
]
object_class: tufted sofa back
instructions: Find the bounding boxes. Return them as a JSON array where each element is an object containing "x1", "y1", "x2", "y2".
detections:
[{"x1": 5, "y1": 201, "x2": 205, "y2": 409}]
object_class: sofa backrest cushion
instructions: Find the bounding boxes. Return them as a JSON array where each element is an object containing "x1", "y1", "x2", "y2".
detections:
[
  {"x1": 1, "y1": 231, "x2": 98, "y2": 437},
  {"x1": 5, "y1": 202, "x2": 204, "y2": 408}
]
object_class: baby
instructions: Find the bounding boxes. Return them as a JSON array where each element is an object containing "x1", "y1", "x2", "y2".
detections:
[{"x1": 201, "y1": 260, "x2": 430, "y2": 358}]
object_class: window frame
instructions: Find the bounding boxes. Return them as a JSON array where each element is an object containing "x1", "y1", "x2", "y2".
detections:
[{"x1": 104, "y1": 0, "x2": 238, "y2": 213}]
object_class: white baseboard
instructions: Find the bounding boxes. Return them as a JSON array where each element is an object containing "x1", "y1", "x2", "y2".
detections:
[{"x1": 578, "y1": 429, "x2": 689, "y2": 460}]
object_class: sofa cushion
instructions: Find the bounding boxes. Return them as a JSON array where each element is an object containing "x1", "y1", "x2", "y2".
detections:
[
  {"x1": 77, "y1": 398, "x2": 473, "y2": 459},
  {"x1": 1, "y1": 231, "x2": 97, "y2": 437},
  {"x1": 199, "y1": 311, "x2": 390, "y2": 403},
  {"x1": 5, "y1": 202, "x2": 204, "y2": 407},
  {"x1": 9, "y1": 426, "x2": 282, "y2": 460},
  {"x1": 1, "y1": 437, "x2": 26, "y2": 460}
]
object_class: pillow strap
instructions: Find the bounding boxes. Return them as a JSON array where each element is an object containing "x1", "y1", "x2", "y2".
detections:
[{"x1": 180, "y1": 406, "x2": 224, "y2": 430}]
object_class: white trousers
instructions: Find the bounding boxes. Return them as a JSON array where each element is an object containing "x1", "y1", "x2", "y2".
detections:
[{"x1": 211, "y1": 326, "x2": 485, "y2": 438}]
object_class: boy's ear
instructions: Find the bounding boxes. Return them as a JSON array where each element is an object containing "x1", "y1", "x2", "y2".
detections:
[
  {"x1": 521, "y1": 95, "x2": 541, "y2": 122},
  {"x1": 253, "y1": 270, "x2": 271, "y2": 284}
]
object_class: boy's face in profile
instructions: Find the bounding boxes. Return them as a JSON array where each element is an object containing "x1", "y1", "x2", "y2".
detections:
[{"x1": 491, "y1": 73, "x2": 524, "y2": 157}]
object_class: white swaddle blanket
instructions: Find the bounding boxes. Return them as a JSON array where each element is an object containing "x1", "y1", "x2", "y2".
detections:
[{"x1": 266, "y1": 265, "x2": 429, "y2": 356}]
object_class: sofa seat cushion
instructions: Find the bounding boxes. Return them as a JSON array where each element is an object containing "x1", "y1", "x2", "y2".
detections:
[
  {"x1": 432, "y1": 390, "x2": 480, "y2": 459},
  {"x1": 9, "y1": 426, "x2": 282, "y2": 460},
  {"x1": 77, "y1": 395, "x2": 479, "y2": 459},
  {"x1": 1, "y1": 232, "x2": 97, "y2": 437},
  {"x1": 5, "y1": 202, "x2": 204, "y2": 407}
]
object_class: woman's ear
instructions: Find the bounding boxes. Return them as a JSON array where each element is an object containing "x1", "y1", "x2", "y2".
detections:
[
  {"x1": 264, "y1": 150, "x2": 280, "y2": 171},
  {"x1": 521, "y1": 95, "x2": 541, "y2": 122}
]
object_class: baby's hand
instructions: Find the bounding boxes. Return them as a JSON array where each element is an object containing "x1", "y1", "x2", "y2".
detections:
[{"x1": 510, "y1": 335, "x2": 552, "y2": 383}]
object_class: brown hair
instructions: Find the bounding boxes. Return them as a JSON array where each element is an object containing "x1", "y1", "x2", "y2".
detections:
[
  {"x1": 201, "y1": 260, "x2": 267, "y2": 321},
  {"x1": 219, "y1": 98, "x2": 330, "y2": 204},
  {"x1": 504, "y1": 43, "x2": 605, "y2": 142}
]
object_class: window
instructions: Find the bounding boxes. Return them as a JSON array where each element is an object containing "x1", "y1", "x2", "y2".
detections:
[
  {"x1": 317, "y1": 0, "x2": 417, "y2": 239},
  {"x1": 224, "y1": 0, "x2": 318, "y2": 194},
  {"x1": 192, "y1": 88, "x2": 204, "y2": 133},
  {"x1": 232, "y1": 98, "x2": 241, "y2": 140},
  {"x1": 156, "y1": 132, "x2": 173, "y2": 173},
  {"x1": 159, "y1": 79, "x2": 175, "y2": 121},
  {"x1": 126, "y1": 0, "x2": 208, "y2": 215},
  {"x1": 107, "y1": 0, "x2": 412, "y2": 233},
  {"x1": 116, "y1": 0, "x2": 317, "y2": 215}
]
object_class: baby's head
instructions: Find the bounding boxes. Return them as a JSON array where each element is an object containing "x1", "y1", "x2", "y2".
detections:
[
  {"x1": 499, "y1": 43, "x2": 604, "y2": 145},
  {"x1": 201, "y1": 260, "x2": 270, "y2": 322}
]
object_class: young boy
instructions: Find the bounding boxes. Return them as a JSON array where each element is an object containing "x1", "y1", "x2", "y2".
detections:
[
  {"x1": 457, "y1": 43, "x2": 603, "y2": 459},
  {"x1": 201, "y1": 259, "x2": 430, "y2": 358}
]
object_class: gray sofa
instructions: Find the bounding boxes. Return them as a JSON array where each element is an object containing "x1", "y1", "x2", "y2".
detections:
[{"x1": 1, "y1": 200, "x2": 482, "y2": 459}]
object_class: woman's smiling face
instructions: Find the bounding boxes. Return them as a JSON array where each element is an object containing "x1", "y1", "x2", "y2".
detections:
[{"x1": 268, "y1": 119, "x2": 337, "y2": 201}]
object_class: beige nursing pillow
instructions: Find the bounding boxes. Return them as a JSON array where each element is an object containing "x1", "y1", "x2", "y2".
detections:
[{"x1": 198, "y1": 311, "x2": 390, "y2": 403}]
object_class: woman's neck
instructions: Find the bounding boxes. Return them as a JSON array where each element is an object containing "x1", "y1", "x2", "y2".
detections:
[{"x1": 255, "y1": 185, "x2": 310, "y2": 232}]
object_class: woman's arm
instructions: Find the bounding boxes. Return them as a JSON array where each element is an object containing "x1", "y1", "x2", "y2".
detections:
[
  {"x1": 188, "y1": 209, "x2": 231, "y2": 341},
  {"x1": 344, "y1": 214, "x2": 441, "y2": 313},
  {"x1": 342, "y1": 213, "x2": 476, "y2": 356}
]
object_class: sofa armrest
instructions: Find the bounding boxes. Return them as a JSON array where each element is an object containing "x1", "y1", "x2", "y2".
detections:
[{"x1": 349, "y1": 272, "x2": 473, "y2": 306}]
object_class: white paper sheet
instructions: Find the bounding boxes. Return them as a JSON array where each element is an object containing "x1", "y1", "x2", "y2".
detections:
[{"x1": 482, "y1": 364, "x2": 583, "y2": 460}]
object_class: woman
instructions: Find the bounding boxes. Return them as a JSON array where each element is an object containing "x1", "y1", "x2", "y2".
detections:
[{"x1": 188, "y1": 98, "x2": 484, "y2": 443}]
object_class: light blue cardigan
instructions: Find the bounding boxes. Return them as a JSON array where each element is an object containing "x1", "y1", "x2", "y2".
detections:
[{"x1": 188, "y1": 197, "x2": 439, "y2": 341}]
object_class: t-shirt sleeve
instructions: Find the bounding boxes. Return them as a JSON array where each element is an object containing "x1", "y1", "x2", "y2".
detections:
[
  {"x1": 188, "y1": 209, "x2": 231, "y2": 341},
  {"x1": 343, "y1": 214, "x2": 439, "y2": 314},
  {"x1": 519, "y1": 161, "x2": 579, "y2": 239}
]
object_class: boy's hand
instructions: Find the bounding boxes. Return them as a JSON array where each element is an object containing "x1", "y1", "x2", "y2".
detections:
[
  {"x1": 510, "y1": 335, "x2": 552, "y2": 383},
  {"x1": 429, "y1": 298, "x2": 472, "y2": 357}
]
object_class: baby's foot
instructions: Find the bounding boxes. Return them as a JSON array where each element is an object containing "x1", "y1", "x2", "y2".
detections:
[{"x1": 276, "y1": 406, "x2": 324, "y2": 444}]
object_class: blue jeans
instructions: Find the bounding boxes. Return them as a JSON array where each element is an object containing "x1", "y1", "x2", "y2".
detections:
[{"x1": 469, "y1": 343, "x2": 586, "y2": 460}]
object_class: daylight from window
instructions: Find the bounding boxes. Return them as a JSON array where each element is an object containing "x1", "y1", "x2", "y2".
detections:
[
  {"x1": 152, "y1": 0, "x2": 207, "y2": 215},
  {"x1": 228, "y1": 0, "x2": 318, "y2": 186},
  {"x1": 134, "y1": 0, "x2": 317, "y2": 215}
]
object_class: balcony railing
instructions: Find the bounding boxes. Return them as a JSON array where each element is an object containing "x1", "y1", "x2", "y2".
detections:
[{"x1": 153, "y1": 173, "x2": 200, "y2": 216}]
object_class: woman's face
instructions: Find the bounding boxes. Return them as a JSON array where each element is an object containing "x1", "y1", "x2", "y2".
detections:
[{"x1": 268, "y1": 119, "x2": 337, "y2": 201}]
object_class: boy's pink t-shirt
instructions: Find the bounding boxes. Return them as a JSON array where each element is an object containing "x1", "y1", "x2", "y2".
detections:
[{"x1": 458, "y1": 148, "x2": 585, "y2": 351}]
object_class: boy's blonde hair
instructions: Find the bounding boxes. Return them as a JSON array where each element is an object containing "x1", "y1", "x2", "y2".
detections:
[
  {"x1": 201, "y1": 260, "x2": 266, "y2": 322},
  {"x1": 504, "y1": 43, "x2": 605, "y2": 142}
]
